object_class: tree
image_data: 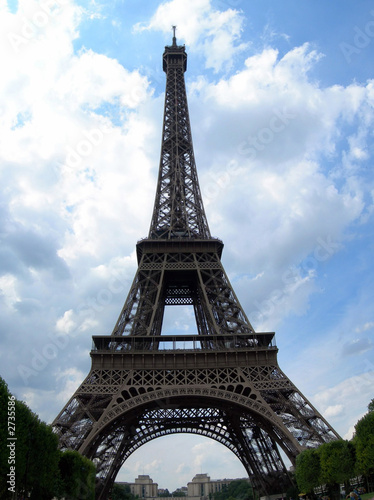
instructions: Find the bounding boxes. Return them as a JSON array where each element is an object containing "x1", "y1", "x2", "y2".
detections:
[
  {"x1": 112, "y1": 483, "x2": 135, "y2": 500},
  {"x1": 295, "y1": 448, "x2": 321, "y2": 493},
  {"x1": 58, "y1": 449, "x2": 96, "y2": 500},
  {"x1": 172, "y1": 490, "x2": 186, "y2": 496},
  {"x1": 319, "y1": 440, "x2": 355, "y2": 489},
  {"x1": 0, "y1": 378, "x2": 12, "y2": 499},
  {"x1": 354, "y1": 410, "x2": 374, "y2": 477},
  {"x1": 213, "y1": 480, "x2": 254, "y2": 500},
  {"x1": 367, "y1": 398, "x2": 374, "y2": 413},
  {"x1": 28, "y1": 416, "x2": 60, "y2": 500},
  {"x1": 159, "y1": 489, "x2": 171, "y2": 497},
  {"x1": 0, "y1": 377, "x2": 60, "y2": 499},
  {"x1": 0, "y1": 376, "x2": 97, "y2": 499}
]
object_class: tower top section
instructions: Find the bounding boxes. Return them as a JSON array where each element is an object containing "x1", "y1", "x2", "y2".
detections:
[
  {"x1": 163, "y1": 27, "x2": 187, "y2": 73},
  {"x1": 148, "y1": 32, "x2": 210, "y2": 240}
]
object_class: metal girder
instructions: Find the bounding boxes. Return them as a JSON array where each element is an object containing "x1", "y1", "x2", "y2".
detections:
[
  {"x1": 111, "y1": 248, "x2": 256, "y2": 339},
  {"x1": 80, "y1": 401, "x2": 293, "y2": 500},
  {"x1": 149, "y1": 40, "x2": 210, "y2": 240}
]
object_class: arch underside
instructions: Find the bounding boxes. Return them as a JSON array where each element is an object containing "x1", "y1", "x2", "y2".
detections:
[
  {"x1": 86, "y1": 396, "x2": 294, "y2": 500},
  {"x1": 54, "y1": 363, "x2": 339, "y2": 500}
]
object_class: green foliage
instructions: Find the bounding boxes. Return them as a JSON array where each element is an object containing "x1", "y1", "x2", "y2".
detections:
[
  {"x1": 354, "y1": 410, "x2": 374, "y2": 476},
  {"x1": 213, "y1": 479, "x2": 254, "y2": 500},
  {"x1": 0, "y1": 376, "x2": 95, "y2": 500},
  {"x1": 355, "y1": 435, "x2": 374, "y2": 477},
  {"x1": 11, "y1": 399, "x2": 60, "y2": 499},
  {"x1": 0, "y1": 377, "x2": 60, "y2": 499},
  {"x1": 58, "y1": 449, "x2": 96, "y2": 500},
  {"x1": 320, "y1": 440, "x2": 355, "y2": 486},
  {"x1": 295, "y1": 448, "x2": 321, "y2": 493},
  {"x1": 354, "y1": 408, "x2": 374, "y2": 441},
  {"x1": 295, "y1": 397, "x2": 374, "y2": 495},
  {"x1": 0, "y1": 378, "x2": 11, "y2": 499},
  {"x1": 286, "y1": 483, "x2": 299, "y2": 500},
  {"x1": 27, "y1": 414, "x2": 60, "y2": 500},
  {"x1": 111, "y1": 483, "x2": 136, "y2": 500},
  {"x1": 172, "y1": 490, "x2": 186, "y2": 496},
  {"x1": 159, "y1": 489, "x2": 171, "y2": 497},
  {"x1": 367, "y1": 399, "x2": 374, "y2": 413}
]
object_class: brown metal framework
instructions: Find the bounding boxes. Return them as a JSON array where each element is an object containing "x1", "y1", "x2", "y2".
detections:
[{"x1": 53, "y1": 34, "x2": 340, "y2": 500}]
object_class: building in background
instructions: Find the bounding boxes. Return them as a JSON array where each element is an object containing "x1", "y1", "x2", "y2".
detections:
[
  {"x1": 119, "y1": 475, "x2": 159, "y2": 498},
  {"x1": 117, "y1": 473, "x2": 249, "y2": 500}
]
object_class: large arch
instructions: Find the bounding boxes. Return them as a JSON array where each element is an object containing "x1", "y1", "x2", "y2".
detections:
[{"x1": 80, "y1": 391, "x2": 298, "y2": 499}]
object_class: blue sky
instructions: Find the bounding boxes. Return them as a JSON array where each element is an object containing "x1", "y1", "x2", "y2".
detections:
[{"x1": 1, "y1": 0, "x2": 374, "y2": 492}]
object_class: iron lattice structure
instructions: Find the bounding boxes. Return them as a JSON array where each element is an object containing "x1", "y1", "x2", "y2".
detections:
[{"x1": 53, "y1": 34, "x2": 340, "y2": 499}]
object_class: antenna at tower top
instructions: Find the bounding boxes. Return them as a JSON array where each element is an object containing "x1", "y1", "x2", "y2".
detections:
[{"x1": 172, "y1": 25, "x2": 177, "y2": 45}]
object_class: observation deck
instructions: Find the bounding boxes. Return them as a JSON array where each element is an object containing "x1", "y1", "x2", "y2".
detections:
[{"x1": 90, "y1": 333, "x2": 278, "y2": 370}]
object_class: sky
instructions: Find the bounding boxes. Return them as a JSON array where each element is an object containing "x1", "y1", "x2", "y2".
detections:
[{"x1": 1, "y1": 0, "x2": 374, "y2": 492}]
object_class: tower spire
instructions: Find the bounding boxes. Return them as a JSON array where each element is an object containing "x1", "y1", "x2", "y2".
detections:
[
  {"x1": 148, "y1": 31, "x2": 210, "y2": 239},
  {"x1": 172, "y1": 25, "x2": 177, "y2": 46}
]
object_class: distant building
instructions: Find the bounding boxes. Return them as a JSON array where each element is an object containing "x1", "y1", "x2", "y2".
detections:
[
  {"x1": 118, "y1": 475, "x2": 158, "y2": 499},
  {"x1": 116, "y1": 472, "x2": 248, "y2": 500}
]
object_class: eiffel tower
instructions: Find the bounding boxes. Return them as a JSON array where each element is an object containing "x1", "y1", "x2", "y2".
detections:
[{"x1": 53, "y1": 30, "x2": 340, "y2": 499}]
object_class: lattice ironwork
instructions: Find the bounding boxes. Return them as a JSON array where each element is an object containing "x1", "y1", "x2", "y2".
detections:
[
  {"x1": 149, "y1": 35, "x2": 210, "y2": 240},
  {"x1": 53, "y1": 33, "x2": 340, "y2": 500}
]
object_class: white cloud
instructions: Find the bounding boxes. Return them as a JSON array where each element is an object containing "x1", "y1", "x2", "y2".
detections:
[
  {"x1": 144, "y1": 459, "x2": 163, "y2": 473},
  {"x1": 312, "y1": 371, "x2": 374, "y2": 439},
  {"x1": 342, "y1": 338, "x2": 373, "y2": 356},
  {"x1": 0, "y1": 274, "x2": 20, "y2": 309},
  {"x1": 54, "y1": 49, "x2": 150, "y2": 110},
  {"x1": 356, "y1": 321, "x2": 374, "y2": 333},
  {"x1": 176, "y1": 463, "x2": 188, "y2": 474},
  {"x1": 183, "y1": 43, "x2": 373, "y2": 331},
  {"x1": 134, "y1": 0, "x2": 247, "y2": 72},
  {"x1": 56, "y1": 309, "x2": 77, "y2": 334},
  {"x1": 0, "y1": 0, "x2": 158, "y2": 275},
  {"x1": 54, "y1": 367, "x2": 86, "y2": 404},
  {"x1": 324, "y1": 404, "x2": 344, "y2": 418}
]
